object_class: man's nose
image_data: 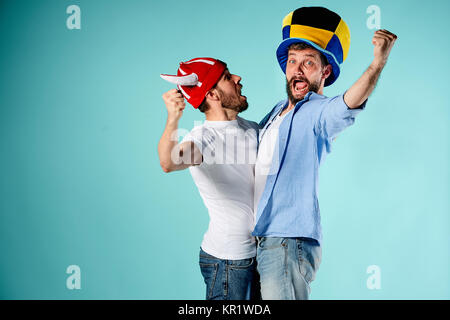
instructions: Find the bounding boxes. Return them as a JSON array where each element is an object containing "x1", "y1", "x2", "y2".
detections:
[
  {"x1": 290, "y1": 61, "x2": 304, "y2": 75},
  {"x1": 232, "y1": 74, "x2": 241, "y2": 83},
  {"x1": 294, "y1": 64, "x2": 304, "y2": 75}
]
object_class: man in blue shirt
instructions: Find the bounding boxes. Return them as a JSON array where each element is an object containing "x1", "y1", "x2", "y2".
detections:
[{"x1": 253, "y1": 7, "x2": 397, "y2": 299}]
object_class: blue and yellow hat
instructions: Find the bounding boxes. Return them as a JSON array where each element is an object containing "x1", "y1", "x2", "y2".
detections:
[{"x1": 276, "y1": 7, "x2": 350, "y2": 86}]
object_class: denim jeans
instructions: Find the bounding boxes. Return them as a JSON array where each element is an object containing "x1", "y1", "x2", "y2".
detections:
[
  {"x1": 199, "y1": 248, "x2": 260, "y2": 300},
  {"x1": 256, "y1": 237, "x2": 321, "y2": 300}
]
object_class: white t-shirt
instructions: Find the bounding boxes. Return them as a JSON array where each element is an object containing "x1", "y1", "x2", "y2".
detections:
[
  {"x1": 254, "y1": 109, "x2": 292, "y2": 216},
  {"x1": 181, "y1": 116, "x2": 259, "y2": 260}
]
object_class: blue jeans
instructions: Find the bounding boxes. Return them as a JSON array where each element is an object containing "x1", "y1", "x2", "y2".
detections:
[
  {"x1": 199, "y1": 248, "x2": 260, "y2": 300},
  {"x1": 256, "y1": 237, "x2": 321, "y2": 300}
]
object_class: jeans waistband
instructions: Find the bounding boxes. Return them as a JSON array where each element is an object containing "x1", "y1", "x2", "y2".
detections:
[{"x1": 255, "y1": 236, "x2": 319, "y2": 244}]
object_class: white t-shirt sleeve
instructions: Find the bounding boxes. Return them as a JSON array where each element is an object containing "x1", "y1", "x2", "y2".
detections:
[
  {"x1": 180, "y1": 127, "x2": 203, "y2": 152},
  {"x1": 180, "y1": 126, "x2": 216, "y2": 162}
]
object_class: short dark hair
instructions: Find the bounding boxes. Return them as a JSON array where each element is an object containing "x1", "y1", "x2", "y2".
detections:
[{"x1": 288, "y1": 42, "x2": 329, "y2": 67}]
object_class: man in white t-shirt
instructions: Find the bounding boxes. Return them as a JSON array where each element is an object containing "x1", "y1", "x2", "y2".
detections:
[{"x1": 158, "y1": 57, "x2": 260, "y2": 300}]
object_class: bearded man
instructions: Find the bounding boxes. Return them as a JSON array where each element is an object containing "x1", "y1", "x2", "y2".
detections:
[
  {"x1": 253, "y1": 7, "x2": 397, "y2": 300},
  {"x1": 158, "y1": 57, "x2": 260, "y2": 300}
]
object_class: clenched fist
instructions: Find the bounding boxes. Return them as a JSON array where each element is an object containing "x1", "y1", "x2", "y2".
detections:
[
  {"x1": 372, "y1": 29, "x2": 397, "y2": 68},
  {"x1": 162, "y1": 89, "x2": 186, "y2": 122}
]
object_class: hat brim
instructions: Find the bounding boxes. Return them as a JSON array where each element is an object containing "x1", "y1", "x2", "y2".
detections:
[{"x1": 276, "y1": 38, "x2": 340, "y2": 87}]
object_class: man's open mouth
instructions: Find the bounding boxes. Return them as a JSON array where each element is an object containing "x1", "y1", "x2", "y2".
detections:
[{"x1": 293, "y1": 79, "x2": 308, "y2": 93}]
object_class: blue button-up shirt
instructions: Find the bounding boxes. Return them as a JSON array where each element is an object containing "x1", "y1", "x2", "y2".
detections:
[{"x1": 252, "y1": 92, "x2": 366, "y2": 244}]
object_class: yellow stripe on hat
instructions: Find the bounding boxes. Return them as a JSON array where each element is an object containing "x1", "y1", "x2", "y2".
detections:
[
  {"x1": 289, "y1": 25, "x2": 334, "y2": 50},
  {"x1": 282, "y1": 11, "x2": 293, "y2": 28},
  {"x1": 334, "y1": 19, "x2": 350, "y2": 61}
]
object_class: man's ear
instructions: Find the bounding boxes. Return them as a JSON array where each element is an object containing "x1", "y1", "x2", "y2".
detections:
[
  {"x1": 322, "y1": 64, "x2": 332, "y2": 81},
  {"x1": 205, "y1": 88, "x2": 220, "y2": 102}
]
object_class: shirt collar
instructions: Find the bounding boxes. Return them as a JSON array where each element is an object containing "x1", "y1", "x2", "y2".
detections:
[{"x1": 273, "y1": 92, "x2": 328, "y2": 121}]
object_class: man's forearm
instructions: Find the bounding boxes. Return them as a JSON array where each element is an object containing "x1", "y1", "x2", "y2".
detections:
[
  {"x1": 158, "y1": 118, "x2": 179, "y2": 172},
  {"x1": 344, "y1": 29, "x2": 397, "y2": 109},
  {"x1": 344, "y1": 61, "x2": 384, "y2": 109}
]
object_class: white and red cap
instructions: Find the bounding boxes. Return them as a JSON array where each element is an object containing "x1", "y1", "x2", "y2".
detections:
[{"x1": 160, "y1": 57, "x2": 226, "y2": 108}]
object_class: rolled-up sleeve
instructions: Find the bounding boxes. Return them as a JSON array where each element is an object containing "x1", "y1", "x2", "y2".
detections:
[{"x1": 315, "y1": 93, "x2": 366, "y2": 139}]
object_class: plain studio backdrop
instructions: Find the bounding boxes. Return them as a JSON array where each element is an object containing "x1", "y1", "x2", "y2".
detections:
[{"x1": 0, "y1": 0, "x2": 448, "y2": 299}]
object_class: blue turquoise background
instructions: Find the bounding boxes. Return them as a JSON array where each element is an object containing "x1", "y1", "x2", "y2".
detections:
[{"x1": 0, "y1": 0, "x2": 448, "y2": 299}]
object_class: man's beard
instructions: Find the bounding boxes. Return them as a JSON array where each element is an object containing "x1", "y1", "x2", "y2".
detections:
[
  {"x1": 217, "y1": 88, "x2": 248, "y2": 113},
  {"x1": 286, "y1": 76, "x2": 320, "y2": 105}
]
